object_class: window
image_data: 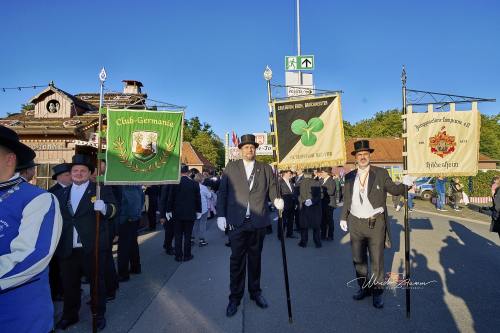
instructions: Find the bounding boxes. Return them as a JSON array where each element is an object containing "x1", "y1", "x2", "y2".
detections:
[{"x1": 35, "y1": 164, "x2": 57, "y2": 190}]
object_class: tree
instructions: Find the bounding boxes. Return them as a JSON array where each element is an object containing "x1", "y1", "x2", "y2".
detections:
[
  {"x1": 479, "y1": 113, "x2": 500, "y2": 160},
  {"x1": 183, "y1": 116, "x2": 225, "y2": 168},
  {"x1": 350, "y1": 109, "x2": 403, "y2": 138}
]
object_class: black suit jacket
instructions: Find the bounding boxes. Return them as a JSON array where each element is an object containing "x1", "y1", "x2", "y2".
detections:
[
  {"x1": 340, "y1": 165, "x2": 404, "y2": 248},
  {"x1": 217, "y1": 160, "x2": 277, "y2": 229},
  {"x1": 54, "y1": 182, "x2": 117, "y2": 258},
  {"x1": 279, "y1": 178, "x2": 296, "y2": 212},
  {"x1": 320, "y1": 177, "x2": 337, "y2": 209},
  {"x1": 166, "y1": 176, "x2": 201, "y2": 221},
  {"x1": 48, "y1": 183, "x2": 64, "y2": 195}
]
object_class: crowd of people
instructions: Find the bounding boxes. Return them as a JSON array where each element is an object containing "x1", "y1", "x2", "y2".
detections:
[{"x1": 1, "y1": 126, "x2": 499, "y2": 332}]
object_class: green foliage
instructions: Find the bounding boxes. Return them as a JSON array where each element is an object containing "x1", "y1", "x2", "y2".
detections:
[
  {"x1": 349, "y1": 109, "x2": 403, "y2": 138},
  {"x1": 479, "y1": 114, "x2": 500, "y2": 161},
  {"x1": 183, "y1": 117, "x2": 224, "y2": 169},
  {"x1": 20, "y1": 103, "x2": 34, "y2": 112},
  {"x1": 256, "y1": 155, "x2": 274, "y2": 164},
  {"x1": 456, "y1": 170, "x2": 500, "y2": 197}
]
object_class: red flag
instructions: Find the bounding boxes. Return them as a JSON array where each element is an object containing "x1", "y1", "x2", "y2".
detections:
[{"x1": 231, "y1": 131, "x2": 239, "y2": 147}]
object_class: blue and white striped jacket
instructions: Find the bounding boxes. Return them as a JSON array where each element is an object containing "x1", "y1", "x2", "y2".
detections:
[{"x1": 0, "y1": 178, "x2": 62, "y2": 333}]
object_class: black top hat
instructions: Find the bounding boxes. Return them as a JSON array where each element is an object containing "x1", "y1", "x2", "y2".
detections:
[
  {"x1": 0, "y1": 125, "x2": 36, "y2": 166},
  {"x1": 15, "y1": 159, "x2": 39, "y2": 172},
  {"x1": 71, "y1": 154, "x2": 95, "y2": 173},
  {"x1": 51, "y1": 163, "x2": 71, "y2": 180},
  {"x1": 238, "y1": 134, "x2": 259, "y2": 149},
  {"x1": 351, "y1": 140, "x2": 374, "y2": 156}
]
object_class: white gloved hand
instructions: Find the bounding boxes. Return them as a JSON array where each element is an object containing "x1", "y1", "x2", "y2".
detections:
[
  {"x1": 217, "y1": 217, "x2": 227, "y2": 231},
  {"x1": 274, "y1": 198, "x2": 285, "y2": 210},
  {"x1": 304, "y1": 199, "x2": 312, "y2": 207},
  {"x1": 196, "y1": 212, "x2": 202, "y2": 219},
  {"x1": 166, "y1": 212, "x2": 173, "y2": 221},
  {"x1": 94, "y1": 200, "x2": 107, "y2": 215},
  {"x1": 402, "y1": 175, "x2": 416, "y2": 186},
  {"x1": 340, "y1": 220, "x2": 348, "y2": 232}
]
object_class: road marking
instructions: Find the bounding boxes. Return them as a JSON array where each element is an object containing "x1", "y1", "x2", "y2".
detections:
[{"x1": 411, "y1": 209, "x2": 490, "y2": 226}]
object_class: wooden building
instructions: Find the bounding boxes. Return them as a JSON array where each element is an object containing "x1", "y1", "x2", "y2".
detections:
[{"x1": 0, "y1": 80, "x2": 213, "y2": 188}]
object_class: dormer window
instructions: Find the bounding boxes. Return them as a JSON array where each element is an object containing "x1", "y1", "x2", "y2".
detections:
[{"x1": 46, "y1": 100, "x2": 60, "y2": 113}]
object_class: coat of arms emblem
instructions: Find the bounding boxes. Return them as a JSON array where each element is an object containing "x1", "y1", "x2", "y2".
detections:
[
  {"x1": 429, "y1": 126, "x2": 456, "y2": 158},
  {"x1": 132, "y1": 131, "x2": 158, "y2": 162}
]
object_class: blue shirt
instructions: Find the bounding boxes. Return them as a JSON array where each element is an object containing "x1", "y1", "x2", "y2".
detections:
[{"x1": 436, "y1": 178, "x2": 447, "y2": 193}]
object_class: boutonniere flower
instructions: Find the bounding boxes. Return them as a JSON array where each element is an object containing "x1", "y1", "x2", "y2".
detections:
[
  {"x1": 376, "y1": 185, "x2": 380, "y2": 190},
  {"x1": 91, "y1": 196, "x2": 97, "y2": 203}
]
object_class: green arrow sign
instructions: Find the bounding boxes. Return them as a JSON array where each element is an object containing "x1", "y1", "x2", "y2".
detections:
[{"x1": 285, "y1": 55, "x2": 314, "y2": 70}]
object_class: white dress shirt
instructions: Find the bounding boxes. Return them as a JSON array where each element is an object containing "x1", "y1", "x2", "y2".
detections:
[
  {"x1": 243, "y1": 159, "x2": 255, "y2": 217},
  {"x1": 350, "y1": 167, "x2": 384, "y2": 219},
  {"x1": 70, "y1": 181, "x2": 89, "y2": 248},
  {"x1": 284, "y1": 178, "x2": 293, "y2": 193}
]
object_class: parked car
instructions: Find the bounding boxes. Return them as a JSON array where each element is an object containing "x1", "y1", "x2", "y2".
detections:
[{"x1": 414, "y1": 177, "x2": 435, "y2": 200}]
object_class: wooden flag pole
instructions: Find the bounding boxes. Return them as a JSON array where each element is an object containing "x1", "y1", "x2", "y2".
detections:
[
  {"x1": 264, "y1": 66, "x2": 293, "y2": 323},
  {"x1": 92, "y1": 68, "x2": 107, "y2": 333},
  {"x1": 401, "y1": 66, "x2": 411, "y2": 318}
]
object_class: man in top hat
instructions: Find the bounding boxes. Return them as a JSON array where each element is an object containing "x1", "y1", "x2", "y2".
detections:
[
  {"x1": 53, "y1": 154, "x2": 117, "y2": 331},
  {"x1": 217, "y1": 134, "x2": 284, "y2": 317},
  {"x1": 0, "y1": 125, "x2": 63, "y2": 333},
  {"x1": 320, "y1": 167, "x2": 336, "y2": 241},
  {"x1": 16, "y1": 159, "x2": 39, "y2": 183},
  {"x1": 339, "y1": 140, "x2": 412, "y2": 309},
  {"x1": 49, "y1": 163, "x2": 72, "y2": 194}
]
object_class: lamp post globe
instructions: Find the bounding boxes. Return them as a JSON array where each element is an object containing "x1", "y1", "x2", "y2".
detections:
[{"x1": 264, "y1": 66, "x2": 272, "y2": 81}]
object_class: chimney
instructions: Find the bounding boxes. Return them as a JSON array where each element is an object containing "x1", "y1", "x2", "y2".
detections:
[{"x1": 122, "y1": 80, "x2": 143, "y2": 94}]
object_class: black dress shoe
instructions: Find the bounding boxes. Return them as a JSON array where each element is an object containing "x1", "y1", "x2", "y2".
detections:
[
  {"x1": 183, "y1": 255, "x2": 194, "y2": 262},
  {"x1": 96, "y1": 317, "x2": 107, "y2": 331},
  {"x1": 118, "y1": 275, "x2": 130, "y2": 282},
  {"x1": 326, "y1": 237, "x2": 334, "y2": 241},
  {"x1": 352, "y1": 288, "x2": 371, "y2": 300},
  {"x1": 250, "y1": 294, "x2": 268, "y2": 309},
  {"x1": 55, "y1": 318, "x2": 79, "y2": 330},
  {"x1": 286, "y1": 234, "x2": 298, "y2": 239},
  {"x1": 225, "y1": 241, "x2": 231, "y2": 247},
  {"x1": 165, "y1": 248, "x2": 175, "y2": 255},
  {"x1": 175, "y1": 256, "x2": 183, "y2": 262},
  {"x1": 106, "y1": 294, "x2": 116, "y2": 302},
  {"x1": 226, "y1": 301, "x2": 239, "y2": 317},
  {"x1": 373, "y1": 294, "x2": 384, "y2": 309},
  {"x1": 298, "y1": 241, "x2": 306, "y2": 248},
  {"x1": 130, "y1": 266, "x2": 142, "y2": 274}
]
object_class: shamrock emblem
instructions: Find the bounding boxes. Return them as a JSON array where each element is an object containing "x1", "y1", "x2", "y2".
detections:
[{"x1": 291, "y1": 117, "x2": 324, "y2": 146}]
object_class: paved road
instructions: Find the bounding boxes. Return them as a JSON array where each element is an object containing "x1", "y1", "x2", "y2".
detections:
[{"x1": 56, "y1": 201, "x2": 500, "y2": 333}]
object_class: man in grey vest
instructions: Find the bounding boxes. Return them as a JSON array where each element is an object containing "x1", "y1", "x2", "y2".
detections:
[{"x1": 217, "y1": 134, "x2": 284, "y2": 317}]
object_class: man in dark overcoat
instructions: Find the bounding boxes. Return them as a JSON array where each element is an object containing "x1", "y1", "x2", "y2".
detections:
[
  {"x1": 216, "y1": 134, "x2": 284, "y2": 317},
  {"x1": 54, "y1": 154, "x2": 117, "y2": 331},
  {"x1": 297, "y1": 169, "x2": 322, "y2": 248},
  {"x1": 320, "y1": 167, "x2": 336, "y2": 241},
  {"x1": 339, "y1": 140, "x2": 412, "y2": 309}
]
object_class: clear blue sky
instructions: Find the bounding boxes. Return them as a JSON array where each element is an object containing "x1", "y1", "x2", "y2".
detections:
[{"x1": 1, "y1": 0, "x2": 498, "y2": 139}]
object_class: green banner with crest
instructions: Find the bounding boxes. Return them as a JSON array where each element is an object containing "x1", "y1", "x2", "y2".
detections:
[{"x1": 105, "y1": 109, "x2": 183, "y2": 185}]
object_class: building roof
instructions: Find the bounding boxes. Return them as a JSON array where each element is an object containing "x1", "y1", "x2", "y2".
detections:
[
  {"x1": 29, "y1": 85, "x2": 96, "y2": 111},
  {"x1": 75, "y1": 93, "x2": 147, "y2": 109},
  {"x1": 181, "y1": 142, "x2": 214, "y2": 170},
  {"x1": 345, "y1": 137, "x2": 499, "y2": 163}
]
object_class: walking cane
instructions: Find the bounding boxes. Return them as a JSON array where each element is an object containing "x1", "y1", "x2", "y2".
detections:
[{"x1": 264, "y1": 66, "x2": 293, "y2": 323}]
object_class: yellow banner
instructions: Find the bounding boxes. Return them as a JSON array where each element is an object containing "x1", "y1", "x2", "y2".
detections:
[{"x1": 406, "y1": 104, "x2": 480, "y2": 176}]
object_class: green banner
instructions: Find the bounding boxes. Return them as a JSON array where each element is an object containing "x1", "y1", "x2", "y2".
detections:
[{"x1": 104, "y1": 109, "x2": 184, "y2": 185}]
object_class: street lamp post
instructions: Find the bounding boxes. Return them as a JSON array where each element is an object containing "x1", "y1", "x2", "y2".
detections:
[{"x1": 264, "y1": 66, "x2": 293, "y2": 323}]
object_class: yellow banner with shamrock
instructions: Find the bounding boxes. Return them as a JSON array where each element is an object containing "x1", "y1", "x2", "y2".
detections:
[
  {"x1": 272, "y1": 93, "x2": 346, "y2": 169},
  {"x1": 406, "y1": 103, "x2": 481, "y2": 176}
]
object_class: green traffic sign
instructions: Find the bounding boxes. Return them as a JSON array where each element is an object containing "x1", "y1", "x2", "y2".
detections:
[{"x1": 285, "y1": 55, "x2": 314, "y2": 70}]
